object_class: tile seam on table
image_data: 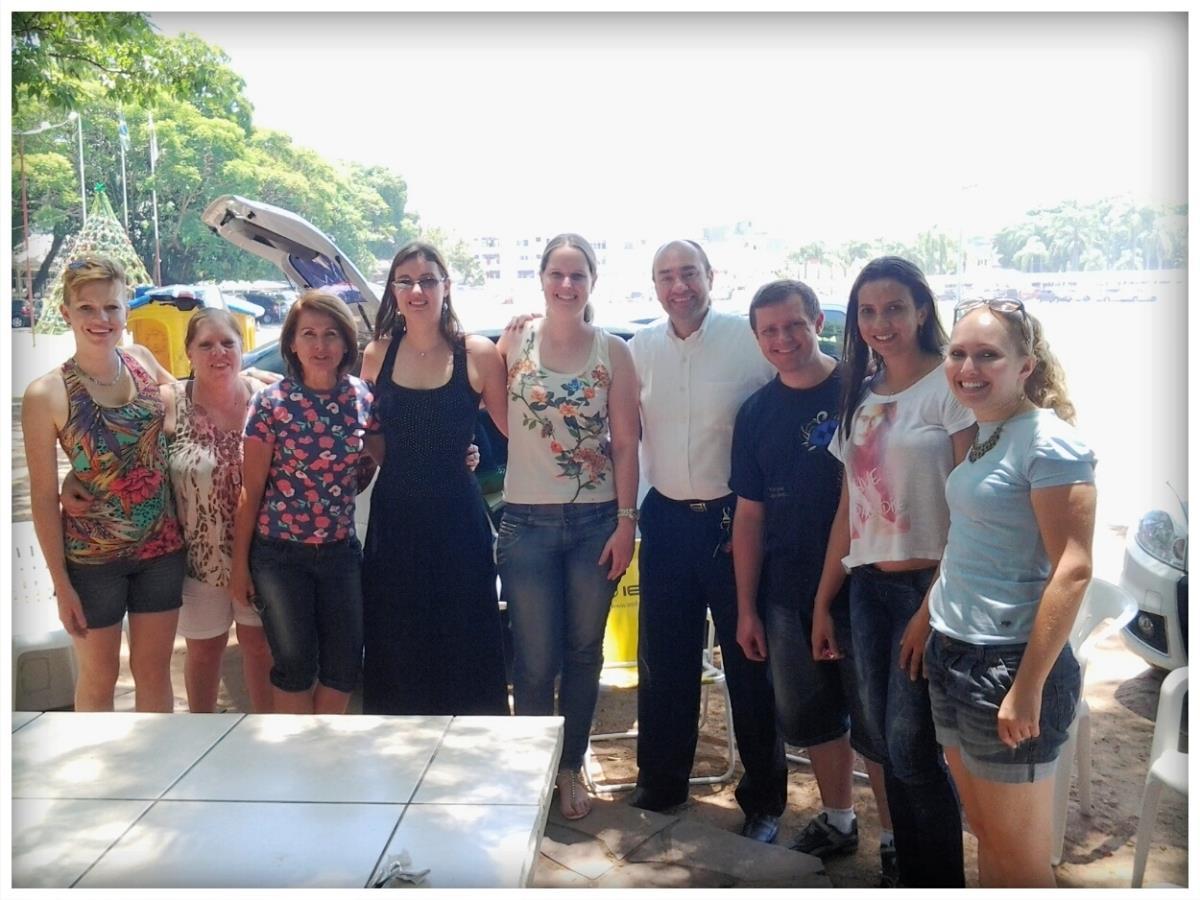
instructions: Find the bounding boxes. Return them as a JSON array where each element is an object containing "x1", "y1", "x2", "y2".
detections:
[
  {"x1": 362, "y1": 715, "x2": 455, "y2": 888},
  {"x1": 64, "y1": 713, "x2": 246, "y2": 888},
  {"x1": 67, "y1": 798, "x2": 158, "y2": 887}
]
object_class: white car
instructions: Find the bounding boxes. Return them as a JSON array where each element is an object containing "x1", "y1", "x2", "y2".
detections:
[{"x1": 1120, "y1": 506, "x2": 1188, "y2": 670}]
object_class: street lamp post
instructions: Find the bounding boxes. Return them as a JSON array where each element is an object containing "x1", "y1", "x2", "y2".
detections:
[{"x1": 15, "y1": 112, "x2": 79, "y2": 330}]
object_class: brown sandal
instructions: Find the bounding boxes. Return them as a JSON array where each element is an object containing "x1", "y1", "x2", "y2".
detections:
[{"x1": 555, "y1": 768, "x2": 591, "y2": 820}]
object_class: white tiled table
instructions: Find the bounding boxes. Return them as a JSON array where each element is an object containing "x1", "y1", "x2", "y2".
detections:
[{"x1": 11, "y1": 712, "x2": 563, "y2": 889}]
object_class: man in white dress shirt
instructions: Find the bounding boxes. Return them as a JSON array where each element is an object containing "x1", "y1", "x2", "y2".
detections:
[{"x1": 626, "y1": 239, "x2": 787, "y2": 843}]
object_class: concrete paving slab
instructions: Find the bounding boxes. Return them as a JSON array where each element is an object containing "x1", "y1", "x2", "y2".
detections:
[
  {"x1": 546, "y1": 796, "x2": 678, "y2": 860},
  {"x1": 627, "y1": 818, "x2": 830, "y2": 887},
  {"x1": 529, "y1": 855, "x2": 592, "y2": 888},
  {"x1": 539, "y1": 823, "x2": 618, "y2": 880},
  {"x1": 595, "y1": 861, "x2": 737, "y2": 889}
]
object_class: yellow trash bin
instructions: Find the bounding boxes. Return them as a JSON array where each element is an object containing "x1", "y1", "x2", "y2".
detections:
[
  {"x1": 603, "y1": 539, "x2": 641, "y2": 665},
  {"x1": 126, "y1": 288, "x2": 258, "y2": 378},
  {"x1": 126, "y1": 300, "x2": 197, "y2": 378}
]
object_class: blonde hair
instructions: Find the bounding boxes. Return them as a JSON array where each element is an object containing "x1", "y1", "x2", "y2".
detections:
[
  {"x1": 1023, "y1": 313, "x2": 1076, "y2": 423},
  {"x1": 62, "y1": 255, "x2": 127, "y2": 306},
  {"x1": 983, "y1": 306, "x2": 1077, "y2": 424}
]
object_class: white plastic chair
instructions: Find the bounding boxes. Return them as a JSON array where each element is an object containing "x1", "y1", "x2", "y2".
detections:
[
  {"x1": 1051, "y1": 577, "x2": 1138, "y2": 865},
  {"x1": 1131, "y1": 666, "x2": 1188, "y2": 888},
  {"x1": 11, "y1": 522, "x2": 78, "y2": 710}
]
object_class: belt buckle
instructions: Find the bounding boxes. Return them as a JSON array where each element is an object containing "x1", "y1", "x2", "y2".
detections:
[{"x1": 688, "y1": 501, "x2": 707, "y2": 513}]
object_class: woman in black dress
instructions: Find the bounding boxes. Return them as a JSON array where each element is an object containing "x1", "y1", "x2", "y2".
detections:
[{"x1": 360, "y1": 241, "x2": 510, "y2": 714}]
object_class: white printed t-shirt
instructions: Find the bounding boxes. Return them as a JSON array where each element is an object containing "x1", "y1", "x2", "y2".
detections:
[{"x1": 829, "y1": 365, "x2": 974, "y2": 568}]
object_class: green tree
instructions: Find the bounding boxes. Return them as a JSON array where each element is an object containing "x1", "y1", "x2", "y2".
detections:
[
  {"x1": 418, "y1": 226, "x2": 484, "y2": 287},
  {"x1": 12, "y1": 13, "x2": 252, "y2": 131},
  {"x1": 1012, "y1": 235, "x2": 1050, "y2": 272},
  {"x1": 911, "y1": 227, "x2": 958, "y2": 275}
]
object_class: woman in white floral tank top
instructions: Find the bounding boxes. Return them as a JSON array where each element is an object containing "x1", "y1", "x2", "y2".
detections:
[{"x1": 496, "y1": 234, "x2": 641, "y2": 820}]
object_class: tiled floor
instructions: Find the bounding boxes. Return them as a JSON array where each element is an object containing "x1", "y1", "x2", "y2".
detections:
[{"x1": 11, "y1": 712, "x2": 562, "y2": 889}]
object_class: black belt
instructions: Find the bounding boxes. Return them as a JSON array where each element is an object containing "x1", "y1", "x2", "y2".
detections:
[{"x1": 658, "y1": 492, "x2": 733, "y2": 513}]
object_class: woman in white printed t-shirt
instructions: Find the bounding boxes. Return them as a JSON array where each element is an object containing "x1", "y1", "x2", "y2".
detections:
[{"x1": 809, "y1": 257, "x2": 975, "y2": 888}]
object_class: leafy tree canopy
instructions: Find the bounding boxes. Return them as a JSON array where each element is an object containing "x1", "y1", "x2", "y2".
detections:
[{"x1": 13, "y1": 13, "x2": 252, "y2": 132}]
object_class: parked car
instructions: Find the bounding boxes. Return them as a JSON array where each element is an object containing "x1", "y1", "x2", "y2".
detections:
[
  {"x1": 12, "y1": 298, "x2": 33, "y2": 328},
  {"x1": 234, "y1": 289, "x2": 294, "y2": 325},
  {"x1": 1120, "y1": 503, "x2": 1188, "y2": 671}
]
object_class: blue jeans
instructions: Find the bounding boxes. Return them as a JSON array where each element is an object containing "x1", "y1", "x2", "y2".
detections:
[
  {"x1": 849, "y1": 565, "x2": 965, "y2": 888},
  {"x1": 250, "y1": 534, "x2": 363, "y2": 694},
  {"x1": 497, "y1": 501, "x2": 619, "y2": 770}
]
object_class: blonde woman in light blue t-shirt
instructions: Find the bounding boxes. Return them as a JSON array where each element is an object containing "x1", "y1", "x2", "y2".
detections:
[{"x1": 926, "y1": 300, "x2": 1095, "y2": 887}]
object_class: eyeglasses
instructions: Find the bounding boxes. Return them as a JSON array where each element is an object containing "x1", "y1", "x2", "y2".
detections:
[
  {"x1": 67, "y1": 257, "x2": 102, "y2": 271},
  {"x1": 393, "y1": 276, "x2": 444, "y2": 293}
]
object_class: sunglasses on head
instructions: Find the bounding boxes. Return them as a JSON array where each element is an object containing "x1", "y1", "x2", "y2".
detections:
[{"x1": 953, "y1": 297, "x2": 1028, "y2": 324}]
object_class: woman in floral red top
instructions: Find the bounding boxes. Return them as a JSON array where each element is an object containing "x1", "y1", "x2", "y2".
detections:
[{"x1": 230, "y1": 291, "x2": 374, "y2": 714}]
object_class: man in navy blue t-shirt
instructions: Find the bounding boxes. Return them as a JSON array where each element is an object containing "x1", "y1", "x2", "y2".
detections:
[{"x1": 730, "y1": 280, "x2": 896, "y2": 886}]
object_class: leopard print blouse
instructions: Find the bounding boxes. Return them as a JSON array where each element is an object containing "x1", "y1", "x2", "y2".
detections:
[{"x1": 167, "y1": 381, "x2": 244, "y2": 587}]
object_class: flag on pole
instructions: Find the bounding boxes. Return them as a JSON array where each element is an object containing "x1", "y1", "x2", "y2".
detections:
[{"x1": 118, "y1": 113, "x2": 130, "y2": 152}]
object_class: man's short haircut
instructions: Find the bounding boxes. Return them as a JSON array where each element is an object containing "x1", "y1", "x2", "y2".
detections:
[
  {"x1": 651, "y1": 239, "x2": 712, "y2": 277},
  {"x1": 748, "y1": 279, "x2": 821, "y2": 331}
]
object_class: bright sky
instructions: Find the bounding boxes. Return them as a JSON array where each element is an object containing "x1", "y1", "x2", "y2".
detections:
[{"x1": 152, "y1": 11, "x2": 1186, "y2": 244}]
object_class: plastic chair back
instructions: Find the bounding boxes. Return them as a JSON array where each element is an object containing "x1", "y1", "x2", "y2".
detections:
[
  {"x1": 1149, "y1": 666, "x2": 1188, "y2": 769},
  {"x1": 1070, "y1": 577, "x2": 1137, "y2": 671}
]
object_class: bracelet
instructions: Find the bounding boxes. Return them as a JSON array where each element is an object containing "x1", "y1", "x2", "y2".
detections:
[{"x1": 617, "y1": 507, "x2": 639, "y2": 522}]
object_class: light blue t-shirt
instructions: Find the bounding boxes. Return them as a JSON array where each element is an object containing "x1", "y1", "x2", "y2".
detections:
[{"x1": 929, "y1": 408, "x2": 1096, "y2": 644}]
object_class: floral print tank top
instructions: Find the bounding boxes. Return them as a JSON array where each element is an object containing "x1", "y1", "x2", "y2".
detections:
[
  {"x1": 167, "y1": 382, "x2": 244, "y2": 586},
  {"x1": 58, "y1": 350, "x2": 183, "y2": 564},
  {"x1": 504, "y1": 322, "x2": 615, "y2": 504}
]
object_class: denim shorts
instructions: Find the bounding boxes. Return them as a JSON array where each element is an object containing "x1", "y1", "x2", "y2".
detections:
[
  {"x1": 762, "y1": 599, "x2": 885, "y2": 763},
  {"x1": 925, "y1": 630, "x2": 1080, "y2": 784},
  {"x1": 66, "y1": 549, "x2": 186, "y2": 629},
  {"x1": 249, "y1": 534, "x2": 363, "y2": 694}
]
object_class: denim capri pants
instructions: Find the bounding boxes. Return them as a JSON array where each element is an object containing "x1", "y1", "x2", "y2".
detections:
[{"x1": 249, "y1": 533, "x2": 363, "y2": 694}]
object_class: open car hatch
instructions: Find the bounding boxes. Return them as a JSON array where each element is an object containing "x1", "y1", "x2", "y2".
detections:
[{"x1": 201, "y1": 195, "x2": 378, "y2": 336}]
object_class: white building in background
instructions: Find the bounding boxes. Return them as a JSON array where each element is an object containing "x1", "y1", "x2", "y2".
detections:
[
  {"x1": 467, "y1": 232, "x2": 657, "y2": 314},
  {"x1": 466, "y1": 223, "x2": 795, "y2": 318}
]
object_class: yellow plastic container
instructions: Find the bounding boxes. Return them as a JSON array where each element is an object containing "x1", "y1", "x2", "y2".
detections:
[
  {"x1": 603, "y1": 539, "x2": 641, "y2": 664},
  {"x1": 126, "y1": 302, "x2": 194, "y2": 378},
  {"x1": 127, "y1": 300, "x2": 257, "y2": 378}
]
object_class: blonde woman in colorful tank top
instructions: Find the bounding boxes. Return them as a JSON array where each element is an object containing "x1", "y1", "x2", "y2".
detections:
[
  {"x1": 22, "y1": 255, "x2": 184, "y2": 712},
  {"x1": 495, "y1": 233, "x2": 640, "y2": 820}
]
